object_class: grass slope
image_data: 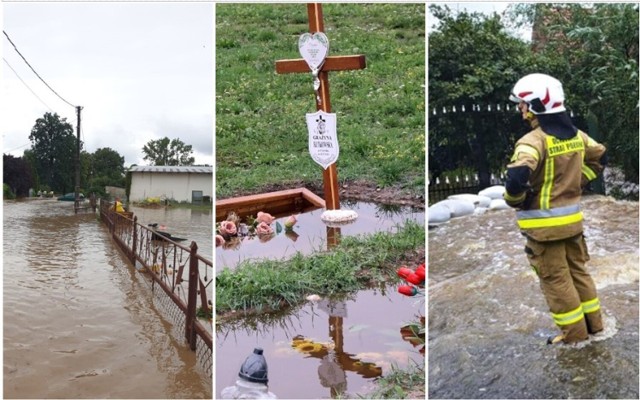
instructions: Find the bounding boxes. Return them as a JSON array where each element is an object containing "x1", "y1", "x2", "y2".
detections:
[
  {"x1": 216, "y1": 221, "x2": 425, "y2": 317},
  {"x1": 216, "y1": 4, "x2": 425, "y2": 198}
]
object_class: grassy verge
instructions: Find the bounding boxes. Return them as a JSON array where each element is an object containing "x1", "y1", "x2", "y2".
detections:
[
  {"x1": 216, "y1": 221, "x2": 425, "y2": 318},
  {"x1": 216, "y1": 4, "x2": 425, "y2": 199},
  {"x1": 361, "y1": 361, "x2": 425, "y2": 399}
]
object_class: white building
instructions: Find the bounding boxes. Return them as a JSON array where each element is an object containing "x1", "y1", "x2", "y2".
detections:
[{"x1": 128, "y1": 165, "x2": 212, "y2": 203}]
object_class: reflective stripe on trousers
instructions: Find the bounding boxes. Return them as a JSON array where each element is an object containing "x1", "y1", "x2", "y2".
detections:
[
  {"x1": 552, "y1": 305, "x2": 584, "y2": 326},
  {"x1": 551, "y1": 297, "x2": 600, "y2": 326},
  {"x1": 581, "y1": 297, "x2": 601, "y2": 314}
]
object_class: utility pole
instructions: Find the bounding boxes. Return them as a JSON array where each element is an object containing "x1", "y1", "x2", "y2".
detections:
[{"x1": 74, "y1": 105, "x2": 83, "y2": 214}]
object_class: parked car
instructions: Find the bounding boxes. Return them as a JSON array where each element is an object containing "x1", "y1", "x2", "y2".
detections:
[{"x1": 57, "y1": 193, "x2": 85, "y2": 202}]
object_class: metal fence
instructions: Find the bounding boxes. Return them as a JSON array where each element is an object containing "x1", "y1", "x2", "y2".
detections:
[
  {"x1": 99, "y1": 199, "x2": 212, "y2": 373},
  {"x1": 428, "y1": 173, "x2": 505, "y2": 204}
]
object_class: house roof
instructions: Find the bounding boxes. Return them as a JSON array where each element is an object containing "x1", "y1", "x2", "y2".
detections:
[{"x1": 129, "y1": 165, "x2": 212, "y2": 174}]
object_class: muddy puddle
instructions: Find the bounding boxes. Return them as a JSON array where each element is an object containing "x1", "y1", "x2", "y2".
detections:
[
  {"x1": 216, "y1": 200, "x2": 425, "y2": 398},
  {"x1": 3, "y1": 199, "x2": 212, "y2": 399},
  {"x1": 216, "y1": 200, "x2": 425, "y2": 271},
  {"x1": 217, "y1": 288, "x2": 424, "y2": 399},
  {"x1": 428, "y1": 195, "x2": 639, "y2": 399}
]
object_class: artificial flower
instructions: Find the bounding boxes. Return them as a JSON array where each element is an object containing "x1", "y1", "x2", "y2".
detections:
[
  {"x1": 256, "y1": 211, "x2": 275, "y2": 225},
  {"x1": 398, "y1": 285, "x2": 418, "y2": 297},
  {"x1": 215, "y1": 235, "x2": 225, "y2": 247},
  {"x1": 255, "y1": 221, "x2": 274, "y2": 236},
  {"x1": 218, "y1": 220, "x2": 237, "y2": 236},
  {"x1": 415, "y1": 264, "x2": 425, "y2": 281},
  {"x1": 284, "y1": 214, "x2": 298, "y2": 229},
  {"x1": 397, "y1": 266, "x2": 413, "y2": 280}
]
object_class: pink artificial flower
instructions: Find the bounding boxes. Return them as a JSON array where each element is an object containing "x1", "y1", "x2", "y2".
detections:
[
  {"x1": 284, "y1": 214, "x2": 298, "y2": 229},
  {"x1": 256, "y1": 211, "x2": 276, "y2": 225},
  {"x1": 219, "y1": 220, "x2": 237, "y2": 236},
  {"x1": 255, "y1": 221, "x2": 274, "y2": 236},
  {"x1": 215, "y1": 235, "x2": 225, "y2": 247}
]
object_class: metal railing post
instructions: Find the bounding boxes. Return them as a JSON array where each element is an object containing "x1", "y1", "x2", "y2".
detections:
[
  {"x1": 131, "y1": 216, "x2": 138, "y2": 264},
  {"x1": 185, "y1": 241, "x2": 198, "y2": 350}
]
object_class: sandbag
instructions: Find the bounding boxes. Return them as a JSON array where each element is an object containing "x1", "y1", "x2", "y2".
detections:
[
  {"x1": 478, "y1": 185, "x2": 506, "y2": 199},
  {"x1": 448, "y1": 194, "x2": 492, "y2": 208},
  {"x1": 428, "y1": 204, "x2": 451, "y2": 224},
  {"x1": 433, "y1": 199, "x2": 475, "y2": 218},
  {"x1": 489, "y1": 198, "x2": 511, "y2": 210}
]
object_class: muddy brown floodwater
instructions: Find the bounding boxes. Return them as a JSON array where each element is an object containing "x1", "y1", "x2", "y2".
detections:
[
  {"x1": 3, "y1": 199, "x2": 212, "y2": 399},
  {"x1": 429, "y1": 195, "x2": 638, "y2": 399}
]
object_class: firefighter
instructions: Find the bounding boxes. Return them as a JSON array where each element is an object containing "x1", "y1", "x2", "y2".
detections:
[{"x1": 504, "y1": 73, "x2": 606, "y2": 344}]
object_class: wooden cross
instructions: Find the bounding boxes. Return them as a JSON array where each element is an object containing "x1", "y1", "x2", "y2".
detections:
[{"x1": 276, "y1": 3, "x2": 366, "y2": 210}]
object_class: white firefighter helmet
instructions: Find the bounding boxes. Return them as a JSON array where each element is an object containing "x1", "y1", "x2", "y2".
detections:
[{"x1": 509, "y1": 73, "x2": 566, "y2": 115}]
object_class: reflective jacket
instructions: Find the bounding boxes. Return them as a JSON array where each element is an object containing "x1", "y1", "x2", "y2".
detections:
[{"x1": 504, "y1": 127, "x2": 606, "y2": 241}]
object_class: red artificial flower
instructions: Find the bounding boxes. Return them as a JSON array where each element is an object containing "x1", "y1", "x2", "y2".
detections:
[
  {"x1": 398, "y1": 285, "x2": 418, "y2": 297},
  {"x1": 415, "y1": 264, "x2": 425, "y2": 281},
  {"x1": 397, "y1": 266, "x2": 413, "y2": 280},
  {"x1": 405, "y1": 272, "x2": 424, "y2": 286}
]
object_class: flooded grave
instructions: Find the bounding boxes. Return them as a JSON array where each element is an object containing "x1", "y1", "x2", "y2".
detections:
[
  {"x1": 216, "y1": 188, "x2": 325, "y2": 223},
  {"x1": 216, "y1": 199, "x2": 425, "y2": 270},
  {"x1": 428, "y1": 195, "x2": 638, "y2": 399},
  {"x1": 3, "y1": 199, "x2": 212, "y2": 399},
  {"x1": 216, "y1": 197, "x2": 424, "y2": 398},
  {"x1": 217, "y1": 289, "x2": 424, "y2": 399}
]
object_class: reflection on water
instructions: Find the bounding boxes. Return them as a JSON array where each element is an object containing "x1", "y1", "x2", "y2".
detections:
[
  {"x1": 216, "y1": 201, "x2": 424, "y2": 271},
  {"x1": 429, "y1": 196, "x2": 638, "y2": 399},
  {"x1": 217, "y1": 289, "x2": 424, "y2": 399},
  {"x1": 130, "y1": 205, "x2": 213, "y2": 259},
  {"x1": 4, "y1": 199, "x2": 211, "y2": 399}
]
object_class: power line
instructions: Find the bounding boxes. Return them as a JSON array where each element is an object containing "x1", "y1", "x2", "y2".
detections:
[
  {"x1": 5, "y1": 142, "x2": 31, "y2": 153},
  {"x1": 3, "y1": 57, "x2": 54, "y2": 112},
  {"x1": 3, "y1": 30, "x2": 76, "y2": 108}
]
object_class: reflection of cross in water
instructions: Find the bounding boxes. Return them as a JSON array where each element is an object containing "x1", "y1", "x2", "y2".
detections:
[{"x1": 293, "y1": 299, "x2": 382, "y2": 399}]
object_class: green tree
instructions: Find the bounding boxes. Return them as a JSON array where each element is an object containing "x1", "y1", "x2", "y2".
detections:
[
  {"x1": 92, "y1": 147, "x2": 125, "y2": 184},
  {"x1": 28, "y1": 112, "x2": 79, "y2": 194},
  {"x1": 142, "y1": 137, "x2": 195, "y2": 166},
  {"x1": 86, "y1": 147, "x2": 126, "y2": 196},
  {"x1": 428, "y1": 5, "x2": 546, "y2": 187},
  {"x1": 509, "y1": 3, "x2": 639, "y2": 182}
]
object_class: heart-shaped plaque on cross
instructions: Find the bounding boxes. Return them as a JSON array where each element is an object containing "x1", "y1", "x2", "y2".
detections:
[{"x1": 298, "y1": 32, "x2": 330, "y2": 71}]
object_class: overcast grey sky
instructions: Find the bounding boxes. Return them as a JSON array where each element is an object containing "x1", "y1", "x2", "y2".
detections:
[
  {"x1": 428, "y1": 2, "x2": 532, "y2": 41},
  {"x1": 2, "y1": 2, "x2": 213, "y2": 167}
]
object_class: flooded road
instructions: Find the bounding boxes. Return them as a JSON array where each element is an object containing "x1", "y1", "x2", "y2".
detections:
[
  {"x1": 130, "y1": 204, "x2": 213, "y2": 260},
  {"x1": 428, "y1": 195, "x2": 638, "y2": 399},
  {"x1": 4, "y1": 199, "x2": 212, "y2": 399},
  {"x1": 216, "y1": 201, "x2": 424, "y2": 271},
  {"x1": 217, "y1": 289, "x2": 424, "y2": 399}
]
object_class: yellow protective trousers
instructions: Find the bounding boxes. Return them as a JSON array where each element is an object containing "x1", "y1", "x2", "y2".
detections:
[{"x1": 525, "y1": 233, "x2": 603, "y2": 343}]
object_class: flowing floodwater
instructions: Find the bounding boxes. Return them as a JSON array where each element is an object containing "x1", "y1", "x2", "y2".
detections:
[
  {"x1": 428, "y1": 195, "x2": 638, "y2": 399},
  {"x1": 4, "y1": 199, "x2": 212, "y2": 399},
  {"x1": 216, "y1": 201, "x2": 425, "y2": 271},
  {"x1": 217, "y1": 289, "x2": 424, "y2": 399}
]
